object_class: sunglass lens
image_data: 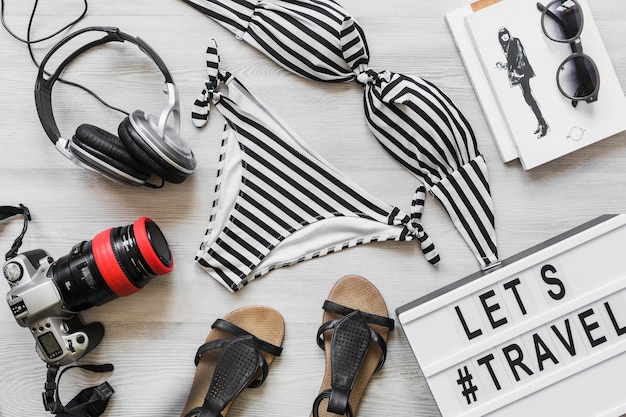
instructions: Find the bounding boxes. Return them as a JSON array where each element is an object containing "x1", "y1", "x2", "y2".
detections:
[
  {"x1": 558, "y1": 55, "x2": 598, "y2": 100},
  {"x1": 543, "y1": 0, "x2": 583, "y2": 42}
]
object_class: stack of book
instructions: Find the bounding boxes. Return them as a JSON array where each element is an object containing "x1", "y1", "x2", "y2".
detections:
[{"x1": 446, "y1": 0, "x2": 626, "y2": 169}]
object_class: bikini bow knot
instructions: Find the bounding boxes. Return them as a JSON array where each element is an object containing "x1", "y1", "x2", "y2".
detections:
[
  {"x1": 192, "y1": 41, "x2": 222, "y2": 128},
  {"x1": 406, "y1": 222, "x2": 439, "y2": 266},
  {"x1": 403, "y1": 185, "x2": 440, "y2": 266},
  {"x1": 355, "y1": 66, "x2": 389, "y2": 86}
]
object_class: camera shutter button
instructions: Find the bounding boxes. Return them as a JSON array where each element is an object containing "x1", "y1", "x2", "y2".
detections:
[{"x1": 76, "y1": 335, "x2": 86, "y2": 344}]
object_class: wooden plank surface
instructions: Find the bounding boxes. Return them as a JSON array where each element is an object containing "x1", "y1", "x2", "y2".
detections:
[{"x1": 0, "y1": 0, "x2": 624, "y2": 415}]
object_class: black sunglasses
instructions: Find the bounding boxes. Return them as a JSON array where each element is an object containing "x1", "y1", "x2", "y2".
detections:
[{"x1": 536, "y1": 0, "x2": 599, "y2": 107}]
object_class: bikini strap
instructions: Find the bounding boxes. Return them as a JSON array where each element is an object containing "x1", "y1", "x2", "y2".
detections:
[{"x1": 192, "y1": 39, "x2": 230, "y2": 127}]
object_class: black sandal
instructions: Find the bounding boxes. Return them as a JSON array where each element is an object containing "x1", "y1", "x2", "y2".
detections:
[
  {"x1": 181, "y1": 306, "x2": 285, "y2": 417},
  {"x1": 311, "y1": 275, "x2": 394, "y2": 417}
]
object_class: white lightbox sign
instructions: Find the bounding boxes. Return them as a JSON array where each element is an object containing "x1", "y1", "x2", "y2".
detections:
[{"x1": 397, "y1": 214, "x2": 626, "y2": 417}]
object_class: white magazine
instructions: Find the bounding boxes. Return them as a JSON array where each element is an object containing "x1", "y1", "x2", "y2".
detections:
[{"x1": 452, "y1": 0, "x2": 626, "y2": 169}]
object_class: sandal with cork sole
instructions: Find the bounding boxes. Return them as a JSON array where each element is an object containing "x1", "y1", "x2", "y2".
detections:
[
  {"x1": 311, "y1": 275, "x2": 395, "y2": 417},
  {"x1": 180, "y1": 305, "x2": 285, "y2": 417}
]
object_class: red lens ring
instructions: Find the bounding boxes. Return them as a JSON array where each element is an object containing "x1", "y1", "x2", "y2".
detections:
[
  {"x1": 133, "y1": 217, "x2": 174, "y2": 275},
  {"x1": 92, "y1": 228, "x2": 140, "y2": 297}
]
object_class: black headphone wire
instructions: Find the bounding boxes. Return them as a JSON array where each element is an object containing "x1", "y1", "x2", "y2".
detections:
[{"x1": 0, "y1": 0, "x2": 129, "y2": 116}]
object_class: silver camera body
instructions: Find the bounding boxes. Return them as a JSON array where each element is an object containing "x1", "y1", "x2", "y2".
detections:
[{"x1": 4, "y1": 249, "x2": 104, "y2": 366}]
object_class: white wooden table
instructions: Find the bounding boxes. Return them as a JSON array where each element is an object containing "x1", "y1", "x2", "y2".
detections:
[{"x1": 0, "y1": 0, "x2": 624, "y2": 415}]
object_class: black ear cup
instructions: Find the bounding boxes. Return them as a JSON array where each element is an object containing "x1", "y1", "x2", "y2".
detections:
[
  {"x1": 117, "y1": 117, "x2": 188, "y2": 184},
  {"x1": 72, "y1": 124, "x2": 151, "y2": 182}
]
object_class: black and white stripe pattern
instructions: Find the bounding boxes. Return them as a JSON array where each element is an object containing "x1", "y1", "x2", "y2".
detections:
[
  {"x1": 409, "y1": 185, "x2": 440, "y2": 265},
  {"x1": 362, "y1": 71, "x2": 498, "y2": 268},
  {"x1": 192, "y1": 43, "x2": 221, "y2": 127},
  {"x1": 182, "y1": 0, "x2": 369, "y2": 82},
  {"x1": 182, "y1": 0, "x2": 499, "y2": 269},
  {"x1": 193, "y1": 50, "x2": 439, "y2": 291}
]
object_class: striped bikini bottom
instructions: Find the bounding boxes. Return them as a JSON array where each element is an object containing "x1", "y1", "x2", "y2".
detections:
[
  {"x1": 183, "y1": 0, "x2": 500, "y2": 278},
  {"x1": 193, "y1": 57, "x2": 438, "y2": 291}
]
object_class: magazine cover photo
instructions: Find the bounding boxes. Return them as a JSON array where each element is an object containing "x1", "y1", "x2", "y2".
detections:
[{"x1": 466, "y1": 0, "x2": 626, "y2": 169}]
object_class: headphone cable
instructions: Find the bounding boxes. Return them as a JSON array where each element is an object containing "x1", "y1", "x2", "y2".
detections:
[{"x1": 1, "y1": 0, "x2": 129, "y2": 116}]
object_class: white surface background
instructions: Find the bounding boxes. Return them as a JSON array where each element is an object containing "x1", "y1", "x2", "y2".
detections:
[{"x1": 0, "y1": 0, "x2": 625, "y2": 416}]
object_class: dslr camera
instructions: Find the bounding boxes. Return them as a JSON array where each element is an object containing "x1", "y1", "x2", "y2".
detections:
[{"x1": 3, "y1": 217, "x2": 173, "y2": 366}]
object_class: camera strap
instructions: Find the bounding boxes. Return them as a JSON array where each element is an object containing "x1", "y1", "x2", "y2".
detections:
[
  {"x1": 43, "y1": 363, "x2": 115, "y2": 416},
  {"x1": 1, "y1": 205, "x2": 114, "y2": 415},
  {"x1": 0, "y1": 203, "x2": 31, "y2": 260}
]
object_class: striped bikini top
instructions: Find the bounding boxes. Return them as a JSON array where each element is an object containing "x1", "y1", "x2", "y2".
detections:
[{"x1": 183, "y1": 0, "x2": 499, "y2": 270}]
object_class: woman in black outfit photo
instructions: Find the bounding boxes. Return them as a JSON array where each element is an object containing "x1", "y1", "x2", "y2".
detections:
[{"x1": 496, "y1": 26, "x2": 549, "y2": 139}]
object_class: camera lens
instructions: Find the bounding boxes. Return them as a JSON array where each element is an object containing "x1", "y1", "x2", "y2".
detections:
[{"x1": 51, "y1": 217, "x2": 173, "y2": 312}]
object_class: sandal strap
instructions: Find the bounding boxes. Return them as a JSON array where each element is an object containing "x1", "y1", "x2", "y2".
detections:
[
  {"x1": 194, "y1": 337, "x2": 270, "y2": 388},
  {"x1": 194, "y1": 339, "x2": 229, "y2": 366},
  {"x1": 314, "y1": 308, "x2": 392, "y2": 416},
  {"x1": 330, "y1": 312, "x2": 368, "y2": 414},
  {"x1": 316, "y1": 318, "x2": 390, "y2": 371},
  {"x1": 195, "y1": 336, "x2": 266, "y2": 417},
  {"x1": 316, "y1": 318, "x2": 390, "y2": 373},
  {"x1": 322, "y1": 300, "x2": 395, "y2": 330},
  {"x1": 312, "y1": 389, "x2": 354, "y2": 417},
  {"x1": 211, "y1": 318, "x2": 284, "y2": 357},
  {"x1": 317, "y1": 311, "x2": 387, "y2": 415},
  {"x1": 184, "y1": 407, "x2": 223, "y2": 417},
  {"x1": 317, "y1": 301, "x2": 393, "y2": 370},
  {"x1": 369, "y1": 325, "x2": 389, "y2": 373},
  {"x1": 318, "y1": 318, "x2": 386, "y2": 354}
]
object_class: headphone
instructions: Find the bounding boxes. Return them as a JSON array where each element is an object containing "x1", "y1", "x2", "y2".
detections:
[{"x1": 34, "y1": 26, "x2": 196, "y2": 187}]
